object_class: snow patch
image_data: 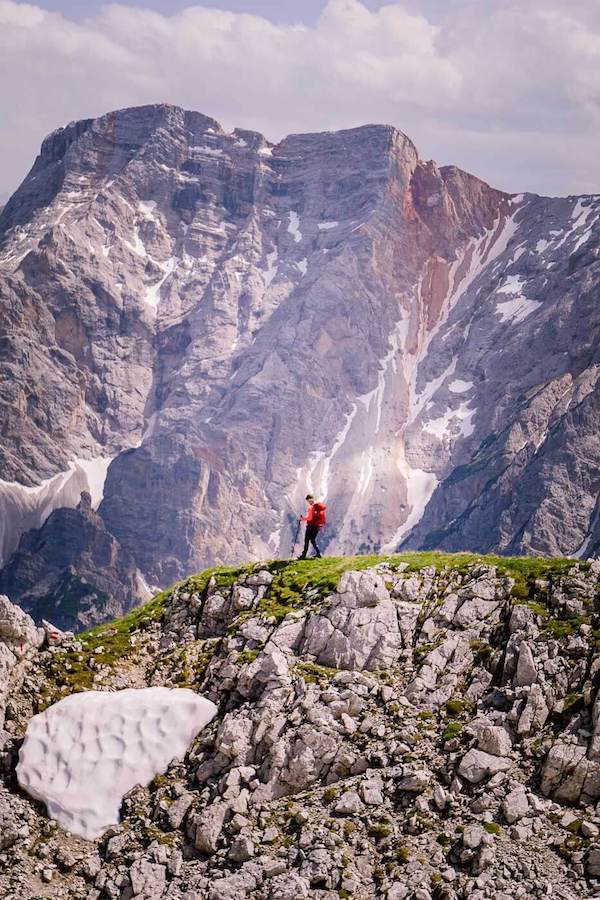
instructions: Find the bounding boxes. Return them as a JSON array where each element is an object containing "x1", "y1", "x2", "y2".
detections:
[
  {"x1": 287, "y1": 211, "x2": 302, "y2": 243},
  {"x1": 572, "y1": 228, "x2": 593, "y2": 253},
  {"x1": 382, "y1": 443, "x2": 438, "y2": 550},
  {"x1": 297, "y1": 258, "x2": 308, "y2": 276},
  {"x1": 71, "y1": 457, "x2": 113, "y2": 508},
  {"x1": 448, "y1": 379, "x2": 473, "y2": 394},
  {"x1": 124, "y1": 230, "x2": 146, "y2": 258},
  {"x1": 17, "y1": 688, "x2": 217, "y2": 840},
  {"x1": 141, "y1": 412, "x2": 158, "y2": 443},
  {"x1": 318, "y1": 221, "x2": 339, "y2": 230},
  {"x1": 553, "y1": 199, "x2": 595, "y2": 251},
  {"x1": 145, "y1": 258, "x2": 176, "y2": 309},
  {"x1": 496, "y1": 296, "x2": 542, "y2": 324},
  {"x1": 138, "y1": 201, "x2": 157, "y2": 217},
  {"x1": 574, "y1": 500, "x2": 600, "y2": 559},
  {"x1": 412, "y1": 358, "x2": 458, "y2": 422},
  {"x1": 423, "y1": 401, "x2": 476, "y2": 440},
  {"x1": 356, "y1": 446, "x2": 374, "y2": 496},
  {"x1": 263, "y1": 249, "x2": 278, "y2": 288},
  {"x1": 304, "y1": 404, "x2": 359, "y2": 500},
  {"x1": 497, "y1": 274, "x2": 525, "y2": 294},
  {"x1": 190, "y1": 145, "x2": 223, "y2": 156}
]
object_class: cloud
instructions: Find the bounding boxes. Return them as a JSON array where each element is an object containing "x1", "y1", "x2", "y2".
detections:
[{"x1": 0, "y1": 0, "x2": 599, "y2": 197}]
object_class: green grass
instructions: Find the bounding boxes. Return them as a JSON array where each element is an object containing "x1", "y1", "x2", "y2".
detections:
[
  {"x1": 441, "y1": 721, "x2": 462, "y2": 743},
  {"x1": 235, "y1": 649, "x2": 260, "y2": 666},
  {"x1": 294, "y1": 660, "x2": 339, "y2": 684}
]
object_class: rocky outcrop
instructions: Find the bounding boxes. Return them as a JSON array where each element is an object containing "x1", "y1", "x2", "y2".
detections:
[
  {"x1": 0, "y1": 596, "x2": 43, "y2": 731},
  {"x1": 1, "y1": 554, "x2": 600, "y2": 897},
  {"x1": 1, "y1": 104, "x2": 599, "y2": 625},
  {"x1": 0, "y1": 492, "x2": 151, "y2": 630}
]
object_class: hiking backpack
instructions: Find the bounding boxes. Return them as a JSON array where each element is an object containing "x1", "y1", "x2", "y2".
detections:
[{"x1": 312, "y1": 502, "x2": 327, "y2": 528}]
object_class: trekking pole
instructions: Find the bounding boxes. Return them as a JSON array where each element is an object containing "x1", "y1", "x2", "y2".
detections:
[{"x1": 291, "y1": 518, "x2": 301, "y2": 558}]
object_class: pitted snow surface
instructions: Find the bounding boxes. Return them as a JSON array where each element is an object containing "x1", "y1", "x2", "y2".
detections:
[{"x1": 17, "y1": 687, "x2": 217, "y2": 840}]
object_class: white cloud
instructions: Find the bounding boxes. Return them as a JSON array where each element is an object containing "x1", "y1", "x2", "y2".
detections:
[{"x1": 0, "y1": 0, "x2": 599, "y2": 199}]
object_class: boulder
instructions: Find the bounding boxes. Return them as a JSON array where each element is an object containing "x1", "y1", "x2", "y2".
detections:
[
  {"x1": 0, "y1": 595, "x2": 43, "y2": 654},
  {"x1": 129, "y1": 859, "x2": 166, "y2": 899},
  {"x1": 458, "y1": 749, "x2": 512, "y2": 783},
  {"x1": 515, "y1": 642, "x2": 537, "y2": 686},
  {"x1": 299, "y1": 570, "x2": 402, "y2": 670},
  {"x1": 194, "y1": 801, "x2": 229, "y2": 854},
  {"x1": 501, "y1": 787, "x2": 529, "y2": 824},
  {"x1": 477, "y1": 725, "x2": 512, "y2": 757},
  {"x1": 334, "y1": 790, "x2": 364, "y2": 815}
]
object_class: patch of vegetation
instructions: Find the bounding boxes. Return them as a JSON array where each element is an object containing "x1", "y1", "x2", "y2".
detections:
[
  {"x1": 182, "y1": 563, "x2": 256, "y2": 598},
  {"x1": 369, "y1": 820, "x2": 393, "y2": 839},
  {"x1": 39, "y1": 582, "x2": 178, "y2": 703},
  {"x1": 562, "y1": 693, "x2": 583, "y2": 714},
  {"x1": 483, "y1": 822, "x2": 502, "y2": 836},
  {"x1": 396, "y1": 845, "x2": 411, "y2": 864},
  {"x1": 469, "y1": 638, "x2": 492, "y2": 663},
  {"x1": 414, "y1": 640, "x2": 443, "y2": 665},
  {"x1": 441, "y1": 721, "x2": 462, "y2": 743},
  {"x1": 444, "y1": 698, "x2": 466, "y2": 717},
  {"x1": 294, "y1": 660, "x2": 338, "y2": 684},
  {"x1": 235, "y1": 649, "x2": 260, "y2": 666},
  {"x1": 543, "y1": 615, "x2": 591, "y2": 640},
  {"x1": 343, "y1": 820, "x2": 356, "y2": 838}
]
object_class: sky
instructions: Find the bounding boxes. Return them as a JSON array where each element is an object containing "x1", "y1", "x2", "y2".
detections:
[{"x1": 1, "y1": 0, "x2": 599, "y2": 201}]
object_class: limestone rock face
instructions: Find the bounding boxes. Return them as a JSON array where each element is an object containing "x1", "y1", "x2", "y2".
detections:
[{"x1": 1, "y1": 104, "x2": 600, "y2": 623}]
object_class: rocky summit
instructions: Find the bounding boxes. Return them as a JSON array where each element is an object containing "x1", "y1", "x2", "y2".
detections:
[
  {"x1": 0, "y1": 103, "x2": 599, "y2": 626},
  {"x1": 1, "y1": 553, "x2": 600, "y2": 899}
]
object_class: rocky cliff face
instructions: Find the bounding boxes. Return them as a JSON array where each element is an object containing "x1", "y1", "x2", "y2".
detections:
[
  {"x1": 0, "y1": 492, "x2": 151, "y2": 631},
  {"x1": 2, "y1": 554, "x2": 600, "y2": 899},
  {"x1": 0, "y1": 104, "x2": 599, "y2": 623}
]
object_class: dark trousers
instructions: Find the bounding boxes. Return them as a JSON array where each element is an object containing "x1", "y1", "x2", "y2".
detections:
[{"x1": 300, "y1": 523, "x2": 322, "y2": 558}]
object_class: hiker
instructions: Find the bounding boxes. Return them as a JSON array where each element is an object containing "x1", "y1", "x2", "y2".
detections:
[{"x1": 298, "y1": 494, "x2": 326, "y2": 559}]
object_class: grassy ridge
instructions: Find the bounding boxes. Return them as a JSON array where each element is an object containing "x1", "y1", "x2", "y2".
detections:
[{"x1": 38, "y1": 552, "x2": 588, "y2": 706}]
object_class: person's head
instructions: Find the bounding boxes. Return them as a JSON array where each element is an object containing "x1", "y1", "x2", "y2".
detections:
[{"x1": 305, "y1": 493, "x2": 314, "y2": 505}]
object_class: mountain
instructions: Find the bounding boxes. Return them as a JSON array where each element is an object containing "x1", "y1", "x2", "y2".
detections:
[
  {"x1": 2, "y1": 553, "x2": 600, "y2": 898},
  {"x1": 0, "y1": 104, "x2": 599, "y2": 625}
]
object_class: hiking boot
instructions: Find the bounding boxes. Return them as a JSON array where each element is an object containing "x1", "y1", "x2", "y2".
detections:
[{"x1": 297, "y1": 555, "x2": 306, "y2": 560}]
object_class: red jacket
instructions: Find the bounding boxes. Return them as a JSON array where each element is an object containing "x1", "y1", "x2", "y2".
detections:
[{"x1": 301, "y1": 502, "x2": 327, "y2": 527}]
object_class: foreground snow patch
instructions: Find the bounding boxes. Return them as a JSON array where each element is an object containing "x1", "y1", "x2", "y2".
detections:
[{"x1": 17, "y1": 687, "x2": 217, "y2": 840}]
